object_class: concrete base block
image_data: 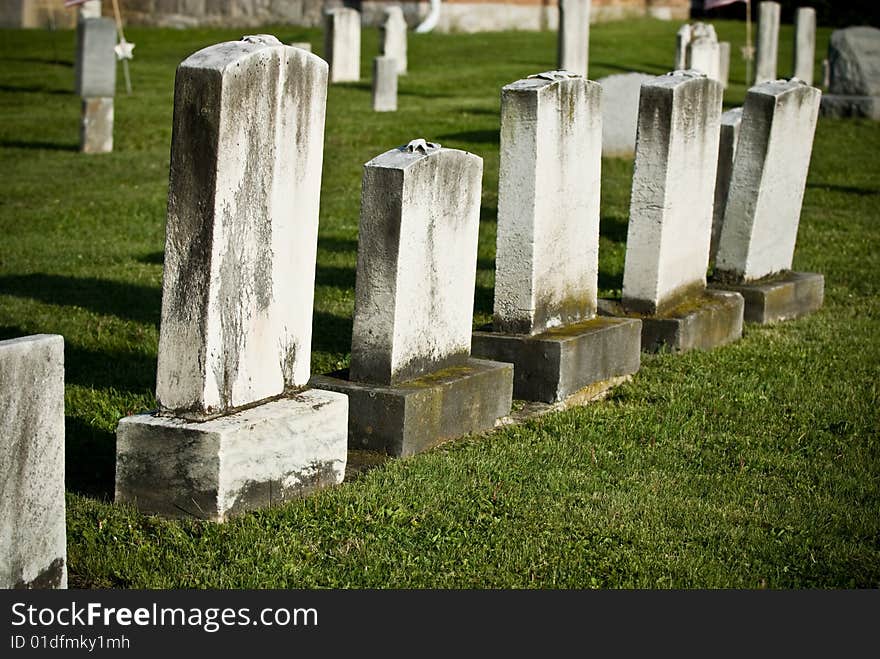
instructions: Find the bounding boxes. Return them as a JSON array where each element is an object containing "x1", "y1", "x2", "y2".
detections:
[
  {"x1": 598, "y1": 290, "x2": 744, "y2": 353},
  {"x1": 310, "y1": 358, "x2": 513, "y2": 457},
  {"x1": 471, "y1": 317, "x2": 642, "y2": 403},
  {"x1": 80, "y1": 97, "x2": 113, "y2": 154},
  {"x1": 115, "y1": 389, "x2": 348, "y2": 522},
  {"x1": 819, "y1": 95, "x2": 880, "y2": 120},
  {"x1": 709, "y1": 271, "x2": 824, "y2": 324}
]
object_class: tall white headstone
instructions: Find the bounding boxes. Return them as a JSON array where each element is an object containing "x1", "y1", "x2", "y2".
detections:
[
  {"x1": 715, "y1": 80, "x2": 821, "y2": 281},
  {"x1": 324, "y1": 7, "x2": 361, "y2": 83},
  {"x1": 793, "y1": 7, "x2": 816, "y2": 85},
  {"x1": 675, "y1": 24, "x2": 692, "y2": 71},
  {"x1": 350, "y1": 140, "x2": 483, "y2": 385},
  {"x1": 494, "y1": 71, "x2": 601, "y2": 334},
  {"x1": 0, "y1": 335, "x2": 66, "y2": 589},
  {"x1": 372, "y1": 55, "x2": 398, "y2": 112},
  {"x1": 380, "y1": 5, "x2": 407, "y2": 75},
  {"x1": 688, "y1": 36, "x2": 721, "y2": 82},
  {"x1": 557, "y1": 0, "x2": 591, "y2": 78},
  {"x1": 116, "y1": 36, "x2": 347, "y2": 521},
  {"x1": 756, "y1": 1, "x2": 781, "y2": 84},
  {"x1": 622, "y1": 71, "x2": 724, "y2": 313}
]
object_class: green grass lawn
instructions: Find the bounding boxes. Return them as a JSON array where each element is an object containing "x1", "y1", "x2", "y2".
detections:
[{"x1": 1, "y1": 18, "x2": 878, "y2": 588}]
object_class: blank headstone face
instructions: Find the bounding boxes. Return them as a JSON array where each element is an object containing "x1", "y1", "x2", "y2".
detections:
[
  {"x1": 756, "y1": 1, "x2": 781, "y2": 84},
  {"x1": 0, "y1": 335, "x2": 66, "y2": 589},
  {"x1": 622, "y1": 71, "x2": 724, "y2": 314},
  {"x1": 380, "y1": 6, "x2": 407, "y2": 74},
  {"x1": 372, "y1": 55, "x2": 397, "y2": 112},
  {"x1": 793, "y1": 8, "x2": 816, "y2": 85},
  {"x1": 718, "y1": 41, "x2": 731, "y2": 89},
  {"x1": 350, "y1": 142, "x2": 483, "y2": 386},
  {"x1": 828, "y1": 26, "x2": 880, "y2": 97},
  {"x1": 76, "y1": 16, "x2": 116, "y2": 98},
  {"x1": 710, "y1": 107, "x2": 743, "y2": 265},
  {"x1": 715, "y1": 80, "x2": 821, "y2": 282},
  {"x1": 324, "y1": 8, "x2": 361, "y2": 83},
  {"x1": 598, "y1": 72, "x2": 655, "y2": 158},
  {"x1": 557, "y1": 0, "x2": 591, "y2": 78},
  {"x1": 156, "y1": 36, "x2": 329, "y2": 419},
  {"x1": 494, "y1": 72, "x2": 601, "y2": 335}
]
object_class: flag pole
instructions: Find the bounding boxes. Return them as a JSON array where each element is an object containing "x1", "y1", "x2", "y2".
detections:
[{"x1": 110, "y1": 0, "x2": 132, "y2": 95}]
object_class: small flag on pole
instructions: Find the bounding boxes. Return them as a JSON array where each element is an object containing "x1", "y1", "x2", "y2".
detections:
[
  {"x1": 705, "y1": 0, "x2": 746, "y2": 9},
  {"x1": 63, "y1": 0, "x2": 91, "y2": 7}
]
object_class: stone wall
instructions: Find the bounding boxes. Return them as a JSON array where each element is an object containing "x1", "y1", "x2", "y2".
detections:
[{"x1": 0, "y1": 0, "x2": 689, "y2": 30}]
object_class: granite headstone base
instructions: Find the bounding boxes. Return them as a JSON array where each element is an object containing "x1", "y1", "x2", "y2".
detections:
[
  {"x1": 115, "y1": 390, "x2": 348, "y2": 522},
  {"x1": 471, "y1": 316, "x2": 641, "y2": 403},
  {"x1": 599, "y1": 290, "x2": 744, "y2": 353},
  {"x1": 709, "y1": 271, "x2": 824, "y2": 324},
  {"x1": 311, "y1": 358, "x2": 513, "y2": 457}
]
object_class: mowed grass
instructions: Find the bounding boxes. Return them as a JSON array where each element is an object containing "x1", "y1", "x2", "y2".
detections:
[{"x1": 1, "y1": 19, "x2": 878, "y2": 588}]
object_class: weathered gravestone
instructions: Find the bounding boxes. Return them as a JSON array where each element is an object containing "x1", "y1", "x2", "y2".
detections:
[
  {"x1": 558, "y1": 0, "x2": 590, "y2": 78},
  {"x1": 470, "y1": 72, "x2": 641, "y2": 403},
  {"x1": 675, "y1": 24, "x2": 692, "y2": 71},
  {"x1": 1, "y1": 335, "x2": 67, "y2": 589},
  {"x1": 820, "y1": 26, "x2": 880, "y2": 120},
  {"x1": 379, "y1": 5, "x2": 407, "y2": 75},
  {"x1": 324, "y1": 7, "x2": 361, "y2": 83},
  {"x1": 712, "y1": 79, "x2": 824, "y2": 323},
  {"x1": 311, "y1": 140, "x2": 513, "y2": 457},
  {"x1": 755, "y1": 1, "x2": 781, "y2": 84},
  {"x1": 688, "y1": 35, "x2": 721, "y2": 82},
  {"x1": 598, "y1": 71, "x2": 744, "y2": 352},
  {"x1": 372, "y1": 55, "x2": 397, "y2": 112},
  {"x1": 710, "y1": 107, "x2": 743, "y2": 266},
  {"x1": 115, "y1": 36, "x2": 348, "y2": 522},
  {"x1": 597, "y1": 72, "x2": 655, "y2": 158},
  {"x1": 73, "y1": 0, "x2": 102, "y2": 94},
  {"x1": 793, "y1": 7, "x2": 816, "y2": 85},
  {"x1": 677, "y1": 23, "x2": 726, "y2": 86},
  {"x1": 76, "y1": 16, "x2": 115, "y2": 154}
]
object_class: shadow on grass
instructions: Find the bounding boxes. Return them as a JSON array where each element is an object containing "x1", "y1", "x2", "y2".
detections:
[
  {"x1": 138, "y1": 251, "x2": 164, "y2": 265},
  {"x1": 589, "y1": 61, "x2": 667, "y2": 76},
  {"x1": 1, "y1": 57, "x2": 73, "y2": 68},
  {"x1": 65, "y1": 343, "x2": 156, "y2": 392},
  {"x1": 0, "y1": 83, "x2": 73, "y2": 95},
  {"x1": 474, "y1": 284, "x2": 493, "y2": 317},
  {"x1": 318, "y1": 236, "x2": 358, "y2": 253},
  {"x1": 312, "y1": 310, "x2": 352, "y2": 355},
  {"x1": 66, "y1": 417, "x2": 116, "y2": 500},
  {"x1": 806, "y1": 182, "x2": 880, "y2": 197},
  {"x1": 0, "y1": 139, "x2": 78, "y2": 152},
  {"x1": 600, "y1": 214, "x2": 629, "y2": 245},
  {"x1": 0, "y1": 274, "x2": 161, "y2": 326},
  {"x1": 315, "y1": 264, "x2": 356, "y2": 290},
  {"x1": 437, "y1": 129, "x2": 500, "y2": 145}
]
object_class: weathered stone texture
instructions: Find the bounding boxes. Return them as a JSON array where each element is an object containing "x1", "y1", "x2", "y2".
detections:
[
  {"x1": 0, "y1": 335, "x2": 67, "y2": 589},
  {"x1": 494, "y1": 72, "x2": 601, "y2": 335},
  {"x1": 715, "y1": 80, "x2": 821, "y2": 282},
  {"x1": 155, "y1": 36, "x2": 329, "y2": 418},
  {"x1": 622, "y1": 71, "x2": 723, "y2": 314},
  {"x1": 116, "y1": 390, "x2": 348, "y2": 521},
  {"x1": 349, "y1": 142, "x2": 484, "y2": 386},
  {"x1": 710, "y1": 271, "x2": 823, "y2": 324}
]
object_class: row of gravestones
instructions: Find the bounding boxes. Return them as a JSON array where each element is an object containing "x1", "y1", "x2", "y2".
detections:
[{"x1": 2, "y1": 32, "x2": 825, "y2": 587}]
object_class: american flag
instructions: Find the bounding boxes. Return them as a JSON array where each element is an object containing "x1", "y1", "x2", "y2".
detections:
[
  {"x1": 705, "y1": 0, "x2": 746, "y2": 9},
  {"x1": 63, "y1": 0, "x2": 91, "y2": 7}
]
